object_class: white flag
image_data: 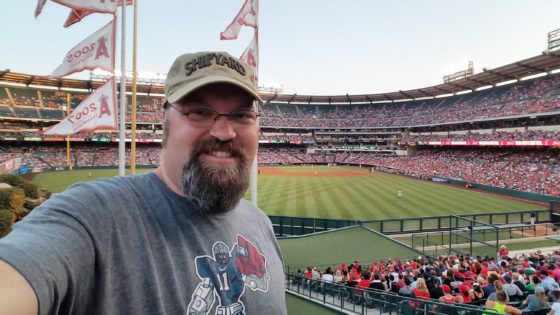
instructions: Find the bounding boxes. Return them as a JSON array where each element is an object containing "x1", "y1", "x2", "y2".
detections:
[
  {"x1": 220, "y1": 0, "x2": 258, "y2": 40},
  {"x1": 50, "y1": 20, "x2": 115, "y2": 77},
  {"x1": 64, "y1": 0, "x2": 132, "y2": 28},
  {"x1": 35, "y1": 0, "x2": 126, "y2": 17},
  {"x1": 240, "y1": 33, "x2": 258, "y2": 85},
  {"x1": 35, "y1": 0, "x2": 48, "y2": 17},
  {"x1": 44, "y1": 78, "x2": 118, "y2": 135},
  {"x1": 53, "y1": 0, "x2": 121, "y2": 13}
]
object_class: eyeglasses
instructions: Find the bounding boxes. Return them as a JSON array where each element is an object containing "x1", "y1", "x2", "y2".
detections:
[{"x1": 165, "y1": 102, "x2": 259, "y2": 127}]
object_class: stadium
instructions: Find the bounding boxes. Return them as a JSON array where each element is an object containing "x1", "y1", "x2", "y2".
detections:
[
  {"x1": 1, "y1": 6, "x2": 560, "y2": 311},
  {"x1": 1, "y1": 48, "x2": 560, "y2": 313}
]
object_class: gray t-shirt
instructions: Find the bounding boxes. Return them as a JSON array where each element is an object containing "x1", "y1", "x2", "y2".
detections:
[{"x1": 0, "y1": 172, "x2": 286, "y2": 315}]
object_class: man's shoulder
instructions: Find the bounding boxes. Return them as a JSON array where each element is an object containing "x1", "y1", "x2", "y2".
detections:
[
  {"x1": 42, "y1": 172, "x2": 158, "y2": 215},
  {"x1": 66, "y1": 172, "x2": 157, "y2": 196}
]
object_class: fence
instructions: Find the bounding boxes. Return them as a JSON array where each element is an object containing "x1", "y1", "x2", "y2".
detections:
[
  {"x1": 285, "y1": 273, "x2": 504, "y2": 315},
  {"x1": 270, "y1": 216, "x2": 357, "y2": 237},
  {"x1": 271, "y1": 209, "x2": 550, "y2": 237},
  {"x1": 361, "y1": 210, "x2": 549, "y2": 235}
]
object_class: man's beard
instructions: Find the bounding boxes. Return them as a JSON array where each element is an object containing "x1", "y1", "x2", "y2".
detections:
[{"x1": 181, "y1": 138, "x2": 251, "y2": 215}]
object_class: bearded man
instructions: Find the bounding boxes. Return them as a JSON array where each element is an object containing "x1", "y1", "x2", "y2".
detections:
[{"x1": 0, "y1": 51, "x2": 287, "y2": 315}]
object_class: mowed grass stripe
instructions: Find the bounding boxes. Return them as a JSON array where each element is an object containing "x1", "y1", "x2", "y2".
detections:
[
  {"x1": 327, "y1": 178, "x2": 366, "y2": 219},
  {"x1": 34, "y1": 167, "x2": 545, "y2": 220}
]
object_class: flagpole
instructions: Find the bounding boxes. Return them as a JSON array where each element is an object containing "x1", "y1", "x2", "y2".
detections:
[
  {"x1": 250, "y1": 1, "x2": 259, "y2": 207},
  {"x1": 118, "y1": 5, "x2": 127, "y2": 176},
  {"x1": 66, "y1": 93, "x2": 72, "y2": 171},
  {"x1": 130, "y1": 0, "x2": 138, "y2": 174}
]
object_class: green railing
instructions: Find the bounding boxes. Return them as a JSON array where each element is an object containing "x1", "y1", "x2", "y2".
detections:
[
  {"x1": 270, "y1": 215, "x2": 358, "y2": 237},
  {"x1": 272, "y1": 210, "x2": 549, "y2": 236},
  {"x1": 362, "y1": 210, "x2": 549, "y2": 235},
  {"x1": 285, "y1": 273, "x2": 504, "y2": 315}
]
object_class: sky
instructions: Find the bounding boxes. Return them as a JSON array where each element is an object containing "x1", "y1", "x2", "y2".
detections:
[{"x1": 1, "y1": 1, "x2": 560, "y2": 96}]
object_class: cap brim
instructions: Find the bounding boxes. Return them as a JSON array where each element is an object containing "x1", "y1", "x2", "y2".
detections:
[{"x1": 167, "y1": 74, "x2": 263, "y2": 105}]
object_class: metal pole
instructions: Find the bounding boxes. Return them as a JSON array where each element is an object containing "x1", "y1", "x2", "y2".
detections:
[
  {"x1": 130, "y1": 0, "x2": 138, "y2": 174},
  {"x1": 118, "y1": 3, "x2": 127, "y2": 176}
]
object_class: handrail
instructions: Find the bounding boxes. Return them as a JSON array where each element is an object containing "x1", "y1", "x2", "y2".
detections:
[{"x1": 285, "y1": 273, "x2": 509, "y2": 315}]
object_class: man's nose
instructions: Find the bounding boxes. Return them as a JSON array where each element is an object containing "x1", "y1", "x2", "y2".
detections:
[{"x1": 209, "y1": 115, "x2": 236, "y2": 141}]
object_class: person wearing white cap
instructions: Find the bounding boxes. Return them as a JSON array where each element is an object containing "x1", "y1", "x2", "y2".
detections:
[{"x1": 0, "y1": 51, "x2": 287, "y2": 315}]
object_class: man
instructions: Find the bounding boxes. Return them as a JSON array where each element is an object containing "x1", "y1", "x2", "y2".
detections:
[
  {"x1": 0, "y1": 51, "x2": 287, "y2": 315},
  {"x1": 502, "y1": 274, "x2": 523, "y2": 301}
]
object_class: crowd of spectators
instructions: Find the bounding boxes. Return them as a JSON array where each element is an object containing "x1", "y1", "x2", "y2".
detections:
[
  {"x1": 259, "y1": 133, "x2": 314, "y2": 143},
  {"x1": 258, "y1": 75, "x2": 560, "y2": 128},
  {"x1": 3, "y1": 73, "x2": 560, "y2": 129},
  {"x1": 297, "y1": 248, "x2": 560, "y2": 314},
  {"x1": 1, "y1": 144, "x2": 557, "y2": 197},
  {"x1": 404, "y1": 130, "x2": 560, "y2": 142},
  {"x1": 347, "y1": 149, "x2": 559, "y2": 197}
]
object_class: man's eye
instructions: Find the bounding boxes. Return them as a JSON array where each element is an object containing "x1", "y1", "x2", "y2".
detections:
[
  {"x1": 187, "y1": 109, "x2": 215, "y2": 120},
  {"x1": 231, "y1": 111, "x2": 256, "y2": 121}
]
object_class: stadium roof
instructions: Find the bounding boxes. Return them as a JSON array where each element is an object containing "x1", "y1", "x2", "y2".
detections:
[{"x1": 2, "y1": 51, "x2": 560, "y2": 104}]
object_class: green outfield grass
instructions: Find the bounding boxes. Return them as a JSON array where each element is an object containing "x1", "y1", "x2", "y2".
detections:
[
  {"x1": 253, "y1": 166, "x2": 545, "y2": 220},
  {"x1": 31, "y1": 166, "x2": 545, "y2": 220}
]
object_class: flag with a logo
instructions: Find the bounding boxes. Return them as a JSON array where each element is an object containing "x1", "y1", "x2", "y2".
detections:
[
  {"x1": 50, "y1": 20, "x2": 115, "y2": 77},
  {"x1": 220, "y1": 0, "x2": 258, "y2": 40},
  {"x1": 240, "y1": 34, "x2": 258, "y2": 85},
  {"x1": 63, "y1": 0, "x2": 133, "y2": 27},
  {"x1": 44, "y1": 78, "x2": 118, "y2": 135},
  {"x1": 35, "y1": 0, "x2": 131, "y2": 17}
]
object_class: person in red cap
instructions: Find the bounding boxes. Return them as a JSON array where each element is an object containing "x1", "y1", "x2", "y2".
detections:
[
  {"x1": 499, "y1": 245, "x2": 509, "y2": 259},
  {"x1": 439, "y1": 285, "x2": 455, "y2": 304},
  {"x1": 459, "y1": 284, "x2": 473, "y2": 303}
]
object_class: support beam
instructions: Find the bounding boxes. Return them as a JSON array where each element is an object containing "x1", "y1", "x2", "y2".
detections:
[
  {"x1": 483, "y1": 68, "x2": 517, "y2": 80},
  {"x1": 399, "y1": 90, "x2": 414, "y2": 99},
  {"x1": 515, "y1": 62, "x2": 542, "y2": 73},
  {"x1": 287, "y1": 93, "x2": 297, "y2": 104}
]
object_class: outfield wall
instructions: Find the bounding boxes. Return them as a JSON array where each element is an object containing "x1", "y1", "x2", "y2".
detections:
[{"x1": 444, "y1": 178, "x2": 560, "y2": 203}]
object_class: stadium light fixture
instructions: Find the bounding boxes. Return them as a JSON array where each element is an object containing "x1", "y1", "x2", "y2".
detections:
[
  {"x1": 28, "y1": 84, "x2": 58, "y2": 90},
  {"x1": 474, "y1": 85, "x2": 493, "y2": 91},
  {"x1": 435, "y1": 93, "x2": 453, "y2": 98},
  {"x1": 520, "y1": 72, "x2": 547, "y2": 81},
  {"x1": 495, "y1": 79, "x2": 518, "y2": 87}
]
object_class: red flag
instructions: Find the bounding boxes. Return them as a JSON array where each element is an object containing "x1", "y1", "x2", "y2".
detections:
[
  {"x1": 220, "y1": 0, "x2": 258, "y2": 40},
  {"x1": 240, "y1": 33, "x2": 258, "y2": 86},
  {"x1": 236, "y1": 235, "x2": 266, "y2": 278},
  {"x1": 50, "y1": 20, "x2": 116, "y2": 77},
  {"x1": 64, "y1": 0, "x2": 133, "y2": 28},
  {"x1": 43, "y1": 78, "x2": 118, "y2": 135}
]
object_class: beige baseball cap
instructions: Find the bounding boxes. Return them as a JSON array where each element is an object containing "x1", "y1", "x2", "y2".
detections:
[{"x1": 165, "y1": 51, "x2": 262, "y2": 104}]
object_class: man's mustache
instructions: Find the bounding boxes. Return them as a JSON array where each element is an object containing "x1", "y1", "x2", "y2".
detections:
[{"x1": 192, "y1": 139, "x2": 246, "y2": 160}]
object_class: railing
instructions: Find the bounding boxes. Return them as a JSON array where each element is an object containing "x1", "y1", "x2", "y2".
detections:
[
  {"x1": 270, "y1": 215, "x2": 358, "y2": 237},
  {"x1": 360, "y1": 210, "x2": 549, "y2": 235},
  {"x1": 271, "y1": 210, "x2": 550, "y2": 236},
  {"x1": 285, "y1": 273, "x2": 500, "y2": 315}
]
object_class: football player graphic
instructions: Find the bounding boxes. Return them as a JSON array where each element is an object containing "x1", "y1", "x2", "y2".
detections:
[{"x1": 187, "y1": 235, "x2": 270, "y2": 315}]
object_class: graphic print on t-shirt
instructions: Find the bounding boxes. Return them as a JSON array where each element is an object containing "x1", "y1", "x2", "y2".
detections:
[{"x1": 187, "y1": 234, "x2": 270, "y2": 315}]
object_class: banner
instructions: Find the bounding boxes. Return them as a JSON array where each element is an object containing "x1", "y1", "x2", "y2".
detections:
[
  {"x1": 64, "y1": 0, "x2": 132, "y2": 27},
  {"x1": 240, "y1": 33, "x2": 258, "y2": 85},
  {"x1": 35, "y1": 0, "x2": 48, "y2": 17},
  {"x1": 425, "y1": 140, "x2": 560, "y2": 147},
  {"x1": 44, "y1": 78, "x2": 117, "y2": 135},
  {"x1": 220, "y1": 0, "x2": 258, "y2": 40},
  {"x1": 50, "y1": 20, "x2": 115, "y2": 77}
]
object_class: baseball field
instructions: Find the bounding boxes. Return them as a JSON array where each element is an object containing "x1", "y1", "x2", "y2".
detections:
[{"x1": 31, "y1": 165, "x2": 545, "y2": 220}]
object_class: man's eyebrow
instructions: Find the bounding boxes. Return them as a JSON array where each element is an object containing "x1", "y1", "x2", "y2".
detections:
[{"x1": 179, "y1": 95, "x2": 205, "y2": 106}]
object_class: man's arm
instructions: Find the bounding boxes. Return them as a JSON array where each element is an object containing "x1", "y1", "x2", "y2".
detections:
[{"x1": 0, "y1": 259, "x2": 38, "y2": 315}]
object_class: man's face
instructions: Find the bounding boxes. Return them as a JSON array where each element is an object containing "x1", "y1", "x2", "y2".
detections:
[{"x1": 159, "y1": 83, "x2": 259, "y2": 214}]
